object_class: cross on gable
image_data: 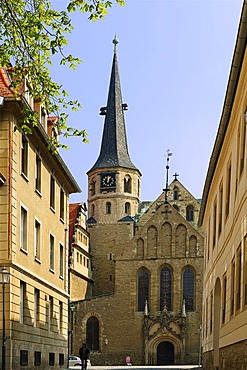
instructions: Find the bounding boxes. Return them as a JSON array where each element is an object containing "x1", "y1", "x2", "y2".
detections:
[{"x1": 173, "y1": 172, "x2": 179, "y2": 180}]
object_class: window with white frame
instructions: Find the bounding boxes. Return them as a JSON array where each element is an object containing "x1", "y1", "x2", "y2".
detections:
[
  {"x1": 50, "y1": 175, "x2": 55, "y2": 210},
  {"x1": 49, "y1": 234, "x2": 55, "y2": 271},
  {"x1": 35, "y1": 154, "x2": 41, "y2": 193},
  {"x1": 60, "y1": 188, "x2": 65, "y2": 220},
  {"x1": 21, "y1": 206, "x2": 28, "y2": 251},
  {"x1": 59, "y1": 244, "x2": 64, "y2": 278},
  {"x1": 21, "y1": 135, "x2": 28, "y2": 177},
  {"x1": 34, "y1": 219, "x2": 41, "y2": 260}
]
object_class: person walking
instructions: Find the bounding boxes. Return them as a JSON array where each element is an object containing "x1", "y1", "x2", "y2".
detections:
[{"x1": 79, "y1": 343, "x2": 90, "y2": 370}]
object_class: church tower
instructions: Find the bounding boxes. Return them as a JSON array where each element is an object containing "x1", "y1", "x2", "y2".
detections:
[
  {"x1": 87, "y1": 38, "x2": 141, "y2": 224},
  {"x1": 87, "y1": 38, "x2": 141, "y2": 296}
]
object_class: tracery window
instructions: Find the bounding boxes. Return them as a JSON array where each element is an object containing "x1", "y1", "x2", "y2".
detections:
[
  {"x1": 160, "y1": 266, "x2": 172, "y2": 311},
  {"x1": 137, "y1": 268, "x2": 149, "y2": 312},
  {"x1": 183, "y1": 267, "x2": 195, "y2": 311},
  {"x1": 86, "y1": 316, "x2": 99, "y2": 351}
]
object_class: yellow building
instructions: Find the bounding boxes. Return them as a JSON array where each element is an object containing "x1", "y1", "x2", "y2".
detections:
[
  {"x1": 198, "y1": 2, "x2": 247, "y2": 369},
  {"x1": 0, "y1": 67, "x2": 80, "y2": 369}
]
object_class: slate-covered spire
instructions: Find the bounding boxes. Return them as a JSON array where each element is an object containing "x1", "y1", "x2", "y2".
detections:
[{"x1": 89, "y1": 37, "x2": 138, "y2": 171}]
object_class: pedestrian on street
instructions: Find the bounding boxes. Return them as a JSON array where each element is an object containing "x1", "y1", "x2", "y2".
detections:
[{"x1": 79, "y1": 343, "x2": 90, "y2": 370}]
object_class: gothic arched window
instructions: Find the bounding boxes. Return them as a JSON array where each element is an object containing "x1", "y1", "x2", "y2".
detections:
[
  {"x1": 106, "y1": 202, "x2": 111, "y2": 214},
  {"x1": 137, "y1": 268, "x2": 149, "y2": 312},
  {"x1": 160, "y1": 266, "x2": 172, "y2": 311},
  {"x1": 183, "y1": 267, "x2": 195, "y2": 312},
  {"x1": 124, "y1": 176, "x2": 132, "y2": 193},
  {"x1": 125, "y1": 202, "x2": 131, "y2": 214},
  {"x1": 186, "y1": 205, "x2": 194, "y2": 222},
  {"x1": 173, "y1": 187, "x2": 179, "y2": 200},
  {"x1": 86, "y1": 316, "x2": 99, "y2": 350}
]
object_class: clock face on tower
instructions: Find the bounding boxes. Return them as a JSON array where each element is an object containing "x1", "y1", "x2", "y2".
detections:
[{"x1": 101, "y1": 173, "x2": 116, "y2": 188}]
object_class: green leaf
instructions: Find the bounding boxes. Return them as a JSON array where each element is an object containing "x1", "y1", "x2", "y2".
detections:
[{"x1": 0, "y1": 0, "x2": 125, "y2": 151}]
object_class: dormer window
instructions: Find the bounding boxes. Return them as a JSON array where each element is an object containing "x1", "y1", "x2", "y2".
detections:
[{"x1": 21, "y1": 134, "x2": 28, "y2": 177}]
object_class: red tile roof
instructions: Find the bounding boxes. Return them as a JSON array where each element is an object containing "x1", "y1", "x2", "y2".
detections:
[
  {"x1": 69, "y1": 203, "x2": 81, "y2": 245},
  {"x1": 0, "y1": 67, "x2": 15, "y2": 97}
]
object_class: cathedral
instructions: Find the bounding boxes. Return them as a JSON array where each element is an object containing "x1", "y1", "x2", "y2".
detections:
[{"x1": 72, "y1": 38, "x2": 204, "y2": 366}]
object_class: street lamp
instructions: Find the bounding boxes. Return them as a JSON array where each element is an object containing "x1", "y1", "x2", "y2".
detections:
[
  {"x1": 69, "y1": 303, "x2": 75, "y2": 355},
  {"x1": 0, "y1": 267, "x2": 10, "y2": 370}
]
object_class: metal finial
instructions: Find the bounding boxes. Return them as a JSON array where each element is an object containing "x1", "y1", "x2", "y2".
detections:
[
  {"x1": 164, "y1": 149, "x2": 172, "y2": 202},
  {"x1": 113, "y1": 35, "x2": 119, "y2": 53}
]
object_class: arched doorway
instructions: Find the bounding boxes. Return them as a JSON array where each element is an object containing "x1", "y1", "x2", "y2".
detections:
[{"x1": 157, "y1": 341, "x2": 174, "y2": 365}]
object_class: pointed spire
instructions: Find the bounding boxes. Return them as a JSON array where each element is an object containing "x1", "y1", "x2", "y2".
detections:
[{"x1": 89, "y1": 38, "x2": 138, "y2": 172}]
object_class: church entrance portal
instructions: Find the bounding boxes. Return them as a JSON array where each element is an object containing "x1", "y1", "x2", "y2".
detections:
[{"x1": 157, "y1": 341, "x2": 174, "y2": 365}]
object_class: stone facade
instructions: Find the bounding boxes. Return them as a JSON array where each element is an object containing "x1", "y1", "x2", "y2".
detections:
[
  {"x1": 73, "y1": 182, "x2": 204, "y2": 366},
  {"x1": 88, "y1": 167, "x2": 141, "y2": 224}
]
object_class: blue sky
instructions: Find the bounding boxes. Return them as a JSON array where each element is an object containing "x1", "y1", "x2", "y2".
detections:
[{"x1": 52, "y1": 0, "x2": 243, "y2": 203}]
